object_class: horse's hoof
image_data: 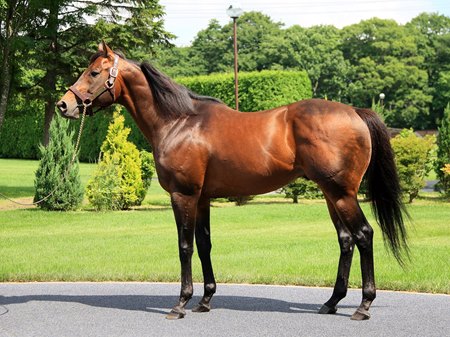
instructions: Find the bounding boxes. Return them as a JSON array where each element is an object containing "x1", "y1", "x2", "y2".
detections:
[
  {"x1": 192, "y1": 302, "x2": 211, "y2": 313},
  {"x1": 166, "y1": 309, "x2": 185, "y2": 320},
  {"x1": 351, "y1": 308, "x2": 371, "y2": 320},
  {"x1": 318, "y1": 304, "x2": 337, "y2": 314}
]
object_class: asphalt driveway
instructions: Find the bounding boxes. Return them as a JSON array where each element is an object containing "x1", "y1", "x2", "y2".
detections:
[{"x1": 0, "y1": 282, "x2": 448, "y2": 337}]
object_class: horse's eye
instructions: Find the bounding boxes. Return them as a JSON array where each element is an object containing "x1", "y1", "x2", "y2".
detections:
[{"x1": 90, "y1": 71, "x2": 100, "y2": 78}]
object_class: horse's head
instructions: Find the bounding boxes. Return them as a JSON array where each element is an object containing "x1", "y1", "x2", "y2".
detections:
[{"x1": 57, "y1": 41, "x2": 121, "y2": 119}]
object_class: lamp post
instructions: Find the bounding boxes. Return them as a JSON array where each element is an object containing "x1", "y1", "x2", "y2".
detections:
[
  {"x1": 226, "y1": 3, "x2": 243, "y2": 111},
  {"x1": 379, "y1": 92, "x2": 385, "y2": 110}
]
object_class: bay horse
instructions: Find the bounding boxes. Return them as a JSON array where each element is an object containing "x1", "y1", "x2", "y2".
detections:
[{"x1": 57, "y1": 42, "x2": 408, "y2": 320}]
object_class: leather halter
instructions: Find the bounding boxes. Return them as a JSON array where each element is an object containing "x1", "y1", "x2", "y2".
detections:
[{"x1": 69, "y1": 54, "x2": 119, "y2": 115}]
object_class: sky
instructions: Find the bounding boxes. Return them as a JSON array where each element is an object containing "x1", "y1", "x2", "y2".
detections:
[{"x1": 159, "y1": 0, "x2": 450, "y2": 46}]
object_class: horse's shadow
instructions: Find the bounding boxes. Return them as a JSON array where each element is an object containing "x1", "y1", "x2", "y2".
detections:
[{"x1": 0, "y1": 294, "x2": 354, "y2": 318}]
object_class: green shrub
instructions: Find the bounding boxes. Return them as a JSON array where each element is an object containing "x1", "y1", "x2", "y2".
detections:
[
  {"x1": 227, "y1": 196, "x2": 255, "y2": 206},
  {"x1": 34, "y1": 115, "x2": 83, "y2": 211},
  {"x1": 280, "y1": 177, "x2": 323, "y2": 203},
  {"x1": 391, "y1": 129, "x2": 436, "y2": 202},
  {"x1": 435, "y1": 104, "x2": 450, "y2": 196},
  {"x1": 86, "y1": 108, "x2": 145, "y2": 210}
]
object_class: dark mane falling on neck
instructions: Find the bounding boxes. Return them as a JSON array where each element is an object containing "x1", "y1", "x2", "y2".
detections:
[
  {"x1": 140, "y1": 62, "x2": 195, "y2": 118},
  {"x1": 140, "y1": 62, "x2": 223, "y2": 119}
]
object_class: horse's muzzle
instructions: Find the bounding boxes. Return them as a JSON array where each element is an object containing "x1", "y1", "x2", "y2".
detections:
[{"x1": 57, "y1": 99, "x2": 79, "y2": 119}]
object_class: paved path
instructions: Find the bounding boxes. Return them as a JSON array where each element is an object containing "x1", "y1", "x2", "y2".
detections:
[{"x1": 0, "y1": 282, "x2": 448, "y2": 337}]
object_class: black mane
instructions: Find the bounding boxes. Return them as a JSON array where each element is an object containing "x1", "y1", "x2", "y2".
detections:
[{"x1": 140, "y1": 62, "x2": 223, "y2": 118}]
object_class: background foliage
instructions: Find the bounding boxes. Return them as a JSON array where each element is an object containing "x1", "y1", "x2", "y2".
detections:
[
  {"x1": 280, "y1": 178, "x2": 323, "y2": 203},
  {"x1": 435, "y1": 104, "x2": 450, "y2": 195}
]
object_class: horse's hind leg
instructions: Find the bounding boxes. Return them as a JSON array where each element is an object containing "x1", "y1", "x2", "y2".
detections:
[
  {"x1": 192, "y1": 197, "x2": 216, "y2": 313},
  {"x1": 319, "y1": 197, "x2": 355, "y2": 315},
  {"x1": 326, "y1": 193, "x2": 376, "y2": 320}
]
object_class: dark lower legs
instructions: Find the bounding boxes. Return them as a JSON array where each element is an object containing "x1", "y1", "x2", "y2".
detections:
[
  {"x1": 320, "y1": 196, "x2": 376, "y2": 320},
  {"x1": 351, "y1": 220, "x2": 376, "y2": 320},
  {"x1": 167, "y1": 194, "x2": 216, "y2": 319},
  {"x1": 192, "y1": 198, "x2": 216, "y2": 312}
]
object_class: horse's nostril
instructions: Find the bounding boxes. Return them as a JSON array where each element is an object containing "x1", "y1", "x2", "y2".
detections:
[{"x1": 57, "y1": 100, "x2": 67, "y2": 113}]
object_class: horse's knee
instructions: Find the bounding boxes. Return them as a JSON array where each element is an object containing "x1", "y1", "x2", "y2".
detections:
[{"x1": 179, "y1": 245, "x2": 194, "y2": 263}]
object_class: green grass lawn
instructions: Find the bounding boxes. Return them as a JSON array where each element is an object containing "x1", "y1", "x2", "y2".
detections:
[{"x1": 0, "y1": 159, "x2": 449, "y2": 294}]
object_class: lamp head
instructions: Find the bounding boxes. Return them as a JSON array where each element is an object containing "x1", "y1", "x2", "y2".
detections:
[{"x1": 226, "y1": 3, "x2": 243, "y2": 18}]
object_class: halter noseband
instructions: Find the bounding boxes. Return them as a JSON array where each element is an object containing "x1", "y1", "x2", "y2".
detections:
[{"x1": 69, "y1": 54, "x2": 119, "y2": 114}]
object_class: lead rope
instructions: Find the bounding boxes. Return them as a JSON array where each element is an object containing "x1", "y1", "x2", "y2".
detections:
[{"x1": 0, "y1": 104, "x2": 88, "y2": 207}]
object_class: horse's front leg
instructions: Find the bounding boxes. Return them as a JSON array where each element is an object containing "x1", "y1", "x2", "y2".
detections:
[
  {"x1": 166, "y1": 191, "x2": 199, "y2": 320},
  {"x1": 192, "y1": 197, "x2": 216, "y2": 313}
]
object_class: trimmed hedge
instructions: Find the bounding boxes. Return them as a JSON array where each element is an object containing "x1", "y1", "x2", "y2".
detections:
[
  {"x1": 0, "y1": 70, "x2": 311, "y2": 161},
  {"x1": 0, "y1": 100, "x2": 44, "y2": 159},
  {"x1": 178, "y1": 70, "x2": 312, "y2": 111}
]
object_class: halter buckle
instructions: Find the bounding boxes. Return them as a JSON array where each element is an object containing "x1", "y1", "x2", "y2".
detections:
[{"x1": 109, "y1": 66, "x2": 119, "y2": 78}]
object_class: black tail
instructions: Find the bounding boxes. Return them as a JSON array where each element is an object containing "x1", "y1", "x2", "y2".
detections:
[{"x1": 355, "y1": 108, "x2": 409, "y2": 265}]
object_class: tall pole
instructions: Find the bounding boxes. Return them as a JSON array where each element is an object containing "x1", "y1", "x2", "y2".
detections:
[
  {"x1": 227, "y1": 3, "x2": 243, "y2": 111},
  {"x1": 233, "y1": 17, "x2": 239, "y2": 111}
]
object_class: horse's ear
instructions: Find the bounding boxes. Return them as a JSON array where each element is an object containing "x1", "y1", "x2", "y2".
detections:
[{"x1": 98, "y1": 40, "x2": 113, "y2": 58}]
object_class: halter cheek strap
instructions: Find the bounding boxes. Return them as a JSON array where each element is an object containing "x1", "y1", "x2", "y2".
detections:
[{"x1": 69, "y1": 54, "x2": 120, "y2": 113}]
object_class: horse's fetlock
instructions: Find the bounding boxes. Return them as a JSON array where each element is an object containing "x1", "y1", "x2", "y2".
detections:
[
  {"x1": 205, "y1": 282, "x2": 216, "y2": 295},
  {"x1": 363, "y1": 286, "x2": 376, "y2": 301},
  {"x1": 181, "y1": 286, "x2": 193, "y2": 301}
]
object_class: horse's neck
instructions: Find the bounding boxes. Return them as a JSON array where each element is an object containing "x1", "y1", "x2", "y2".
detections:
[{"x1": 118, "y1": 65, "x2": 170, "y2": 149}]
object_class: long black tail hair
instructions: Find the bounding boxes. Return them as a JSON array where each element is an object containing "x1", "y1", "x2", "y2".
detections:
[{"x1": 356, "y1": 108, "x2": 409, "y2": 265}]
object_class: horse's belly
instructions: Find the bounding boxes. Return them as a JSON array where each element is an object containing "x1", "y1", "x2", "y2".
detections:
[{"x1": 202, "y1": 158, "x2": 300, "y2": 197}]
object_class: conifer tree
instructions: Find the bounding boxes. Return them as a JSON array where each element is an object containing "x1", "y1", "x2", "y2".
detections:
[
  {"x1": 34, "y1": 115, "x2": 83, "y2": 210},
  {"x1": 435, "y1": 103, "x2": 450, "y2": 195}
]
